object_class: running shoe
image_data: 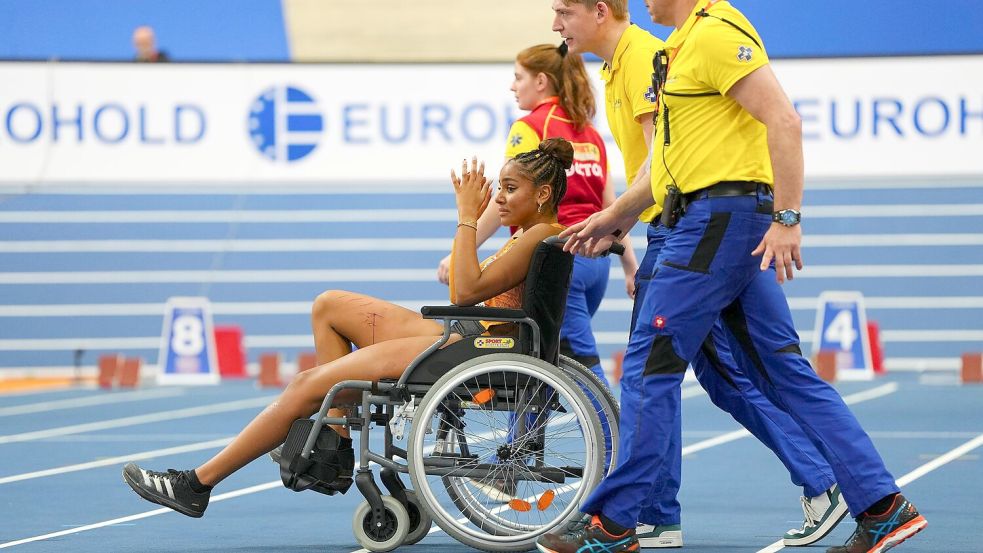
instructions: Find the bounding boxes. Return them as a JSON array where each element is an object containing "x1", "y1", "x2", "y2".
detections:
[
  {"x1": 784, "y1": 484, "x2": 849, "y2": 546},
  {"x1": 536, "y1": 514, "x2": 639, "y2": 553},
  {"x1": 826, "y1": 494, "x2": 926, "y2": 553},
  {"x1": 122, "y1": 463, "x2": 209, "y2": 518}
]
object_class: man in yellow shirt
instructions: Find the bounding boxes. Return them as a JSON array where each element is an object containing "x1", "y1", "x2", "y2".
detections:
[
  {"x1": 550, "y1": 0, "x2": 847, "y2": 549},
  {"x1": 543, "y1": 2, "x2": 926, "y2": 553}
]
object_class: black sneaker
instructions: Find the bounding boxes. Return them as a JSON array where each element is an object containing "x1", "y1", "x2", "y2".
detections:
[
  {"x1": 826, "y1": 494, "x2": 926, "y2": 553},
  {"x1": 536, "y1": 514, "x2": 639, "y2": 553},
  {"x1": 122, "y1": 463, "x2": 209, "y2": 518}
]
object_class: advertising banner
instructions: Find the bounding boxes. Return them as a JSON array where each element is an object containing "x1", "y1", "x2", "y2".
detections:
[{"x1": 1, "y1": 56, "x2": 980, "y2": 185}]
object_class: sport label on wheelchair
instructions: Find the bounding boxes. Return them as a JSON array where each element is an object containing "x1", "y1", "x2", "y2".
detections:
[
  {"x1": 473, "y1": 337, "x2": 515, "y2": 349},
  {"x1": 157, "y1": 296, "x2": 221, "y2": 385},
  {"x1": 812, "y1": 291, "x2": 874, "y2": 381}
]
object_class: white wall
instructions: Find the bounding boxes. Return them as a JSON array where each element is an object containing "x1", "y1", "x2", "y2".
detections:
[{"x1": 1, "y1": 56, "x2": 980, "y2": 185}]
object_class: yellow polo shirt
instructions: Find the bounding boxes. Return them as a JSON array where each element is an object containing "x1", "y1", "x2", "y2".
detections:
[
  {"x1": 600, "y1": 24, "x2": 664, "y2": 223},
  {"x1": 650, "y1": 1, "x2": 773, "y2": 206}
]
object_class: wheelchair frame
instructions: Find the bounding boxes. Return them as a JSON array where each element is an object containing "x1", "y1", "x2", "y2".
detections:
[{"x1": 284, "y1": 237, "x2": 622, "y2": 552}]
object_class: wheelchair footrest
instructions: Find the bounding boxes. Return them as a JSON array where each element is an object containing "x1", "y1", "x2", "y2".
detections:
[{"x1": 278, "y1": 418, "x2": 355, "y2": 496}]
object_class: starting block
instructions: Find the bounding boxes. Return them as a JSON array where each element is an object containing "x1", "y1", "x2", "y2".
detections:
[
  {"x1": 98, "y1": 354, "x2": 122, "y2": 389},
  {"x1": 297, "y1": 352, "x2": 318, "y2": 374},
  {"x1": 962, "y1": 352, "x2": 983, "y2": 384},
  {"x1": 610, "y1": 350, "x2": 625, "y2": 386},
  {"x1": 812, "y1": 350, "x2": 838, "y2": 383},
  {"x1": 119, "y1": 357, "x2": 142, "y2": 388},
  {"x1": 258, "y1": 352, "x2": 284, "y2": 388}
]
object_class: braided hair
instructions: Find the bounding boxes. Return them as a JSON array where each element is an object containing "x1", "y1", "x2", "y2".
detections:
[{"x1": 508, "y1": 137, "x2": 573, "y2": 214}]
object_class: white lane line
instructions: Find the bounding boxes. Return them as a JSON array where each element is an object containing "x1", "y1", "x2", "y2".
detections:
[
  {"x1": 681, "y1": 385, "x2": 707, "y2": 400},
  {"x1": 0, "y1": 438, "x2": 234, "y2": 485},
  {"x1": 1, "y1": 204, "x2": 979, "y2": 224},
  {"x1": 682, "y1": 430, "x2": 983, "y2": 440},
  {"x1": 6, "y1": 330, "x2": 982, "y2": 353},
  {"x1": 0, "y1": 396, "x2": 275, "y2": 445},
  {"x1": 0, "y1": 238, "x2": 506, "y2": 253},
  {"x1": 0, "y1": 388, "x2": 187, "y2": 417},
  {"x1": 0, "y1": 209, "x2": 458, "y2": 223},
  {"x1": 5, "y1": 295, "x2": 983, "y2": 318},
  {"x1": 2, "y1": 233, "x2": 981, "y2": 253},
  {"x1": 682, "y1": 383, "x2": 898, "y2": 456},
  {"x1": 896, "y1": 432, "x2": 983, "y2": 487},
  {"x1": 7, "y1": 295, "x2": 983, "y2": 319},
  {"x1": 757, "y1": 431, "x2": 983, "y2": 553},
  {"x1": 0, "y1": 480, "x2": 282, "y2": 549},
  {"x1": 1, "y1": 264, "x2": 982, "y2": 285}
]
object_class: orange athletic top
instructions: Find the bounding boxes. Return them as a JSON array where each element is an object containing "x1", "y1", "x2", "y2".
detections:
[{"x1": 450, "y1": 224, "x2": 564, "y2": 327}]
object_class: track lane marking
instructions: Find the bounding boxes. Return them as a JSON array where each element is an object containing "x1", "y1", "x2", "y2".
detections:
[
  {"x1": 0, "y1": 388, "x2": 186, "y2": 417},
  {"x1": 0, "y1": 480, "x2": 283, "y2": 549},
  {"x1": 0, "y1": 382, "x2": 901, "y2": 548},
  {"x1": 0, "y1": 396, "x2": 275, "y2": 445},
  {"x1": 0, "y1": 437, "x2": 234, "y2": 486}
]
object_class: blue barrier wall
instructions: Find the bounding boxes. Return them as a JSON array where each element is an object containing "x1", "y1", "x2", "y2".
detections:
[
  {"x1": 1, "y1": 1, "x2": 981, "y2": 61},
  {"x1": 627, "y1": 0, "x2": 983, "y2": 57},
  {"x1": 0, "y1": 0, "x2": 290, "y2": 61}
]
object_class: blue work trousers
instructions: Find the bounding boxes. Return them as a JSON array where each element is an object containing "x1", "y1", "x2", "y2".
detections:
[
  {"x1": 587, "y1": 191, "x2": 897, "y2": 528},
  {"x1": 560, "y1": 254, "x2": 611, "y2": 384}
]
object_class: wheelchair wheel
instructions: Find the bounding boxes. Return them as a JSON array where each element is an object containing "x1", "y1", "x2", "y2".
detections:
[
  {"x1": 402, "y1": 490, "x2": 433, "y2": 545},
  {"x1": 436, "y1": 354, "x2": 623, "y2": 539},
  {"x1": 351, "y1": 495, "x2": 410, "y2": 552},
  {"x1": 557, "y1": 354, "x2": 620, "y2": 475},
  {"x1": 407, "y1": 353, "x2": 605, "y2": 552}
]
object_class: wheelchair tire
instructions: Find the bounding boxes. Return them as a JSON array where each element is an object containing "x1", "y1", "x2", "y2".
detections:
[
  {"x1": 407, "y1": 353, "x2": 605, "y2": 552},
  {"x1": 435, "y1": 355, "x2": 623, "y2": 539},
  {"x1": 557, "y1": 354, "x2": 621, "y2": 474},
  {"x1": 351, "y1": 495, "x2": 410, "y2": 553},
  {"x1": 402, "y1": 490, "x2": 433, "y2": 546}
]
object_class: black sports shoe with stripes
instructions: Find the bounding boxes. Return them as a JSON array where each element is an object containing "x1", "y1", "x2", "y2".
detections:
[{"x1": 122, "y1": 463, "x2": 210, "y2": 518}]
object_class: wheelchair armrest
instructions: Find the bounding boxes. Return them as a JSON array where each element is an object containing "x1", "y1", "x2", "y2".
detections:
[{"x1": 421, "y1": 305, "x2": 527, "y2": 321}]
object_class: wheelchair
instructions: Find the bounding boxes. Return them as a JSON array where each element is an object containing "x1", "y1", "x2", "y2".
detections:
[{"x1": 276, "y1": 236, "x2": 623, "y2": 552}]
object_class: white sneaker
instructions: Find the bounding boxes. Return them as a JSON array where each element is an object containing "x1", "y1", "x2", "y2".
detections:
[
  {"x1": 636, "y1": 523, "x2": 683, "y2": 548},
  {"x1": 783, "y1": 484, "x2": 849, "y2": 546}
]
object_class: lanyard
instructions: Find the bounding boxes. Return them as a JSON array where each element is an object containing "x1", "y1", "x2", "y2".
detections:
[{"x1": 668, "y1": 0, "x2": 719, "y2": 67}]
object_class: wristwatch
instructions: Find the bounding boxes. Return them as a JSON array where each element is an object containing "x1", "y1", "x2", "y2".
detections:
[{"x1": 772, "y1": 209, "x2": 801, "y2": 226}]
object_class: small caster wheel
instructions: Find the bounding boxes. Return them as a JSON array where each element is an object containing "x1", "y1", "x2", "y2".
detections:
[
  {"x1": 352, "y1": 495, "x2": 410, "y2": 552},
  {"x1": 402, "y1": 490, "x2": 433, "y2": 545}
]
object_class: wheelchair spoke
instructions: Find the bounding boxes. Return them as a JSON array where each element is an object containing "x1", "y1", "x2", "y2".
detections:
[{"x1": 407, "y1": 356, "x2": 607, "y2": 549}]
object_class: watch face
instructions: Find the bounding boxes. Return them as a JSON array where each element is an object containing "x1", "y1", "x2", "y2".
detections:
[{"x1": 778, "y1": 210, "x2": 800, "y2": 225}]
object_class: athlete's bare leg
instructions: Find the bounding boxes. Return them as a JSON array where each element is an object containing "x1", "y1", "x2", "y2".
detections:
[
  {"x1": 195, "y1": 334, "x2": 458, "y2": 487},
  {"x1": 310, "y1": 290, "x2": 447, "y2": 434}
]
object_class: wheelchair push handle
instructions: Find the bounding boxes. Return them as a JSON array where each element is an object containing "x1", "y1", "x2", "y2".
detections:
[{"x1": 544, "y1": 235, "x2": 625, "y2": 257}]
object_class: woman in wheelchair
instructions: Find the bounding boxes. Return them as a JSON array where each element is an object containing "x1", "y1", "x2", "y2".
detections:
[{"x1": 121, "y1": 138, "x2": 576, "y2": 520}]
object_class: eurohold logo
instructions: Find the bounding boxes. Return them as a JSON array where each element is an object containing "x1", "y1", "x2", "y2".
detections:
[{"x1": 248, "y1": 86, "x2": 323, "y2": 162}]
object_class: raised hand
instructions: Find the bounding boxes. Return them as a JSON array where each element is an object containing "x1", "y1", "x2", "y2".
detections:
[{"x1": 451, "y1": 156, "x2": 492, "y2": 223}]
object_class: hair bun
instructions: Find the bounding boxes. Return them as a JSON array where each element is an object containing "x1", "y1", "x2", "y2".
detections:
[{"x1": 538, "y1": 137, "x2": 574, "y2": 170}]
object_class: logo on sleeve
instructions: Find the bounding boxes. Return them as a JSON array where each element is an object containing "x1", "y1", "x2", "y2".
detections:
[
  {"x1": 737, "y1": 45, "x2": 753, "y2": 62},
  {"x1": 644, "y1": 86, "x2": 658, "y2": 103},
  {"x1": 509, "y1": 134, "x2": 522, "y2": 147},
  {"x1": 653, "y1": 315, "x2": 666, "y2": 329}
]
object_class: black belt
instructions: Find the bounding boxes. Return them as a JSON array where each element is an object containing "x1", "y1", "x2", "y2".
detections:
[{"x1": 682, "y1": 181, "x2": 769, "y2": 204}]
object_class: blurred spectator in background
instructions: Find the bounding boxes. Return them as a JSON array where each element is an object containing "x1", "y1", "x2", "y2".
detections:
[{"x1": 132, "y1": 25, "x2": 169, "y2": 62}]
